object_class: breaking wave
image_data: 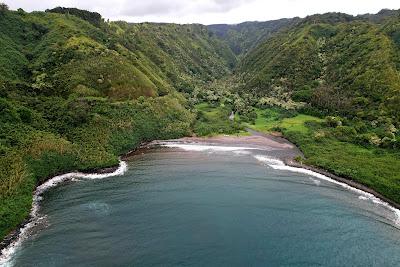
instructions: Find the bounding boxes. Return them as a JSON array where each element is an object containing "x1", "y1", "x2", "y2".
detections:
[
  {"x1": 0, "y1": 161, "x2": 128, "y2": 267},
  {"x1": 159, "y1": 142, "x2": 400, "y2": 227},
  {"x1": 2, "y1": 141, "x2": 400, "y2": 266},
  {"x1": 253, "y1": 155, "x2": 400, "y2": 227}
]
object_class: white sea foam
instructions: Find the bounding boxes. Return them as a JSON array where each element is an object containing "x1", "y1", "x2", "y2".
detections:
[
  {"x1": 161, "y1": 143, "x2": 258, "y2": 152},
  {"x1": 253, "y1": 155, "x2": 285, "y2": 167},
  {"x1": 2, "y1": 143, "x2": 400, "y2": 265},
  {"x1": 161, "y1": 143, "x2": 400, "y2": 226},
  {"x1": 233, "y1": 150, "x2": 252, "y2": 156},
  {"x1": 253, "y1": 154, "x2": 400, "y2": 226},
  {"x1": 0, "y1": 160, "x2": 128, "y2": 267},
  {"x1": 310, "y1": 178, "x2": 321, "y2": 186},
  {"x1": 160, "y1": 143, "x2": 400, "y2": 227}
]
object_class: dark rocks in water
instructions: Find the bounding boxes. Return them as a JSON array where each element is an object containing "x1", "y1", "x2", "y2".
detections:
[{"x1": 0, "y1": 217, "x2": 31, "y2": 251}]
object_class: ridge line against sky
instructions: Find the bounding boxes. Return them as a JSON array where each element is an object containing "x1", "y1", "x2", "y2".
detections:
[{"x1": 3, "y1": 0, "x2": 400, "y2": 25}]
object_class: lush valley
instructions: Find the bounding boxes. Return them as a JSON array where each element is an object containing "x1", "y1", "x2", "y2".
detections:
[{"x1": 0, "y1": 4, "x2": 400, "y2": 243}]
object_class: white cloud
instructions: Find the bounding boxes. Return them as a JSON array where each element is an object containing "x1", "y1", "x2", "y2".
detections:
[{"x1": 3, "y1": 0, "x2": 400, "y2": 24}]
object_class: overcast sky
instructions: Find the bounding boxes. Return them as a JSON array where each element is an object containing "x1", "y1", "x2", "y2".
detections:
[{"x1": 4, "y1": 0, "x2": 400, "y2": 24}]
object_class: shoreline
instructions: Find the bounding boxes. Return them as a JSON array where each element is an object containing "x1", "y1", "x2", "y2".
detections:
[
  {"x1": 0, "y1": 162, "x2": 122, "y2": 253},
  {"x1": 0, "y1": 142, "x2": 149, "y2": 258},
  {"x1": 1, "y1": 134, "x2": 399, "y2": 261},
  {"x1": 159, "y1": 134, "x2": 400, "y2": 212},
  {"x1": 284, "y1": 158, "x2": 400, "y2": 210}
]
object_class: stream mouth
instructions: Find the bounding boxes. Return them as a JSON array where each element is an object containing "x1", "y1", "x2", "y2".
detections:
[{"x1": 2, "y1": 140, "x2": 400, "y2": 266}]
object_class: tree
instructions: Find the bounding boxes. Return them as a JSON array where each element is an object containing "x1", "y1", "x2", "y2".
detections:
[
  {"x1": 45, "y1": 7, "x2": 103, "y2": 27},
  {"x1": 0, "y1": 3, "x2": 9, "y2": 14}
]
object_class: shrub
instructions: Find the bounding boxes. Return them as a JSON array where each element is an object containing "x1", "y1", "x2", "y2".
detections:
[
  {"x1": 17, "y1": 107, "x2": 33, "y2": 123},
  {"x1": 278, "y1": 109, "x2": 298, "y2": 119},
  {"x1": 325, "y1": 116, "x2": 342, "y2": 127},
  {"x1": 381, "y1": 137, "x2": 396, "y2": 148},
  {"x1": 294, "y1": 155, "x2": 305, "y2": 164},
  {"x1": 354, "y1": 121, "x2": 368, "y2": 133},
  {"x1": 0, "y1": 98, "x2": 20, "y2": 123},
  {"x1": 369, "y1": 134, "x2": 382, "y2": 146},
  {"x1": 333, "y1": 126, "x2": 357, "y2": 142},
  {"x1": 292, "y1": 87, "x2": 313, "y2": 102},
  {"x1": 240, "y1": 109, "x2": 257, "y2": 124},
  {"x1": 313, "y1": 130, "x2": 327, "y2": 141}
]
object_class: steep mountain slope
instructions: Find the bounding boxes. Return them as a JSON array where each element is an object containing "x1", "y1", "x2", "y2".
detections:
[
  {"x1": 0, "y1": 8, "x2": 236, "y2": 100},
  {"x1": 109, "y1": 21, "x2": 236, "y2": 93},
  {"x1": 208, "y1": 18, "x2": 299, "y2": 56},
  {"x1": 239, "y1": 11, "x2": 400, "y2": 123}
]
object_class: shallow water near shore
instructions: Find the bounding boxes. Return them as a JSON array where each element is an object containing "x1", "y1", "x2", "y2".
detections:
[{"x1": 3, "y1": 142, "x2": 400, "y2": 266}]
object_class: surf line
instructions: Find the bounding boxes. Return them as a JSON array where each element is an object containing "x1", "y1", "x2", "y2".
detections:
[
  {"x1": 159, "y1": 141, "x2": 400, "y2": 227},
  {"x1": 0, "y1": 160, "x2": 128, "y2": 266},
  {"x1": 253, "y1": 155, "x2": 400, "y2": 227}
]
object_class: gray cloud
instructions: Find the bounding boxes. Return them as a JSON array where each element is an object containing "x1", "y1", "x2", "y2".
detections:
[
  {"x1": 120, "y1": 0, "x2": 180, "y2": 16},
  {"x1": 198, "y1": 0, "x2": 250, "y2": 13},
  {"x1": 119, "y1": 0, "x2": 253, "y2": 17},
  {"x1": 5, "y1": 0, "x2": 253, "y2": 18},
  {"x1": 3, "y1": 0, "x2": 400, "y2": 24}
]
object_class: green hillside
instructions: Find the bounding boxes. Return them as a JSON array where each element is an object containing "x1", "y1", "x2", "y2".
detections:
[
  {"x1": 0, "y1": 8, "x2": 236, "y2": 100},
  {"x1": 239, "y1": 12, "x2": 400, "y2": 124},
  {"x1": 237, "y1": 11, "x2": 400, "y2": 206},
  {"x1": 208, "y1": 18, "x2": 299, "y2": 56}
]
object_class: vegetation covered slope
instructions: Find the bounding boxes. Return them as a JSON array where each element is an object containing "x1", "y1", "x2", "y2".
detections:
[
  {"x1": 0, "y1": 6, "x2": 236, "y2": 241},
  {"x1": 109, "y1": 21, "x2": 236, "y2": 93},
  {"x1": 0, "y1": 7, "x2": 236, "y2": 101},
  {"x1": 239, "y1": 12, "x2": 400, "y2": 126},
  {"x1": 208, "y1": 18, "x2": 299, "y2": 56},
  {"x1": 236, "y1": 11, "x2": 400, "y2": 206}
]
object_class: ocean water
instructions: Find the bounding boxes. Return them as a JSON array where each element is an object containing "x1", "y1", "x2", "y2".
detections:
[{"x1": 2, "y1": 143, "x2": 400, "y2": 266}]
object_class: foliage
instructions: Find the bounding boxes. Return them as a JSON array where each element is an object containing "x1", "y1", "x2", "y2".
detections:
[
  {"x1": 239, "y1": 12, "x2": 400, "y2": 127},
  {"x1": 45, "y1": 7, "x2": 103, "y2": 27},
  {"x1": 208, "y1": 18, "x2": 300, "y2": 56},
  {"x1": 284, "y1": 129, "x2": 400, "y2": 204},
  {"x1": 0, "y1": 8, "x2": 232, "y2": 240},
  {"x1": 194, "y1": 103, "x2": 242, "y2": 136},
  {"x1": 0, "y1": 94, "x2": 194, "y2": 240},
  {"x1": 0, "y1": 3, "x2": 8, "y2": 13},
  {"x1": 246, "y1": 108, "x2": 400, "y2": 204}
]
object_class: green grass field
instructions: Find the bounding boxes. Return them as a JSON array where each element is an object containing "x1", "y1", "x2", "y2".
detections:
[{"x1": 245, "y1": 108, "x2": 323, "y2": 133}]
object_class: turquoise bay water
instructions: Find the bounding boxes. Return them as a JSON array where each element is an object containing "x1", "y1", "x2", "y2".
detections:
[{"x1": 5, "y1": 145, "x2": 400, "y2": 266}]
